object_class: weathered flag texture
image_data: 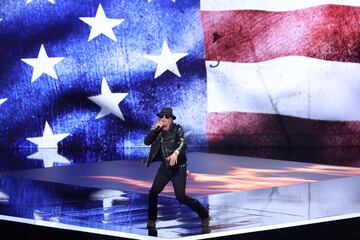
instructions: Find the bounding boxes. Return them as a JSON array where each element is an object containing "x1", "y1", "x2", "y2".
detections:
[
  {"x1": 1, "y1": 0, "x2": 360, "y2": 148},
  {"x1": 202, "y1": 0, "x2": 360, "y2": 146},
  {"x1": 0, "y1": 0, "x2": 207, "y2": 148}
]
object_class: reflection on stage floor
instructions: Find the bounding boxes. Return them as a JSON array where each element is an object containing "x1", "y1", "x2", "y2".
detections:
[{"x1": 1, "y1": 150, "x2": 360, "y2": 239}]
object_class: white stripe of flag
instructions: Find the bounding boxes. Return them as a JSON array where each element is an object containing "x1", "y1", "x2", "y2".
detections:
[
  {"x1": 201, "y1": 0, "x2": 360, "y2": 12},
  {"x1": 206, "y1": 56, "x2": 360, "y2": 121}
]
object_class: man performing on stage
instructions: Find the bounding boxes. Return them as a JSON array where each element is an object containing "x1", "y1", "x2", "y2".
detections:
[{"x1": 144, "y1": 107, "x2": 210, "y2": 229}]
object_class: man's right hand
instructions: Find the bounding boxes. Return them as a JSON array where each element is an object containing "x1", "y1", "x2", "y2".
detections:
[
  {"x1": 156, "y1": 121, "x2": 164, "y2": 129},
  {"x1": 152, "y1": 121, "x2": 164, "y2": 130}
]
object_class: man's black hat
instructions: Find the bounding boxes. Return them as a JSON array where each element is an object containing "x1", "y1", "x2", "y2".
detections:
[{"x1": 156, "y1": 107, "x2": 176, "y2": 120}]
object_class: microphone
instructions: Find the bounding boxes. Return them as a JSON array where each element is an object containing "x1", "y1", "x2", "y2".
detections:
[{"x1": 155, "y1": 125, "x2": 163, "y2": 131}]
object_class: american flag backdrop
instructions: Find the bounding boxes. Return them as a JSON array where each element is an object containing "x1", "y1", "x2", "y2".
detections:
[
  {"x1": 0, "y1": 0, "x2": 207, "y2": 148},
  {"x1": 1, "y1": 0, "x2": 360, "y2": 149},
  {"x1": 204, "y1": 0, "x2": 360, "y2": 147}
]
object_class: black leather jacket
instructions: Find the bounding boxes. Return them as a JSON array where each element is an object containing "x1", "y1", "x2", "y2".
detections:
[{"x1": 144, "y1": 123, "x2": 187, "y2": 167}]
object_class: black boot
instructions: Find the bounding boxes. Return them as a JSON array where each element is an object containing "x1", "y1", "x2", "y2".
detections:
[
  {"x1": 201, "y1": 216, "x2": 211, "y2": 227},
  {"x1": 147, "y1": 219, "x2": 156, "y2": 229}
]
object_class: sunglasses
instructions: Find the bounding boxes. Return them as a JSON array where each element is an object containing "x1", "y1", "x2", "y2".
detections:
[{"x1": 159, "y1": 114, "x2": 171, "y2": 119}]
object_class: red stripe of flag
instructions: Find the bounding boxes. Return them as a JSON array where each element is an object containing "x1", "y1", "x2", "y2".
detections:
[
  {"x1": 207, "y1": 112, "x2": 360, "y2": 146},
  {"x1": 201, "y1": 4, "x2": 360, "y2": 63}
]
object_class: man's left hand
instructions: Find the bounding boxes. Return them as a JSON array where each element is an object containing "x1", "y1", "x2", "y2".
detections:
[{"x1": 167, "y1": 152, "x2": 178, "y2": 166}]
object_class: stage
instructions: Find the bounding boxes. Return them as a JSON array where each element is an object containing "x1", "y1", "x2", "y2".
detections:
[
  {"x1": 1, "y1": 149, "x2": 360, "y2": 239},
  {"x1": 2, "y1": 0, "x2": 360, "y2": 239}
]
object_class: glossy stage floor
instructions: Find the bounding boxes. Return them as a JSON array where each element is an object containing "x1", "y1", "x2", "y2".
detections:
[{"x1": 1, "y1": 148, "x2": 360, "y2": 239}]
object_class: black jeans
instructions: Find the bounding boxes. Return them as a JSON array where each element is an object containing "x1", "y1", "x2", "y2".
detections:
[{"x1": 148, "y1": 162, "x2": 209, "y2": 221}]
